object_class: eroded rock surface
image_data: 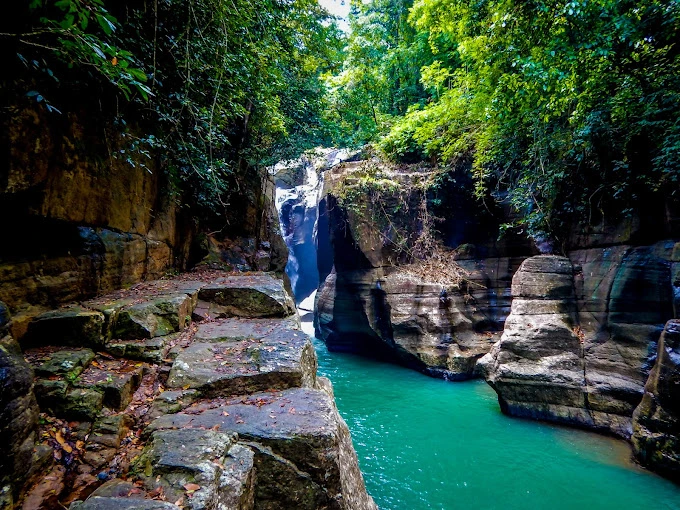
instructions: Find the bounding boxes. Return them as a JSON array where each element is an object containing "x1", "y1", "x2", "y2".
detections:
[
  {"x1": 0, "y1": 334, "x2": 39, "y2": 508},
  {"x1": 6, "y1": 271, "x2": 374, "y2": 509},
  {"x1": 147, "y1": 388, "x2": 377, "y2": 510},
  {"x1": 632, "y1": 320, "x2": 680, "y2": 481},
  {"x1": 480, "y1": 249, "x2": 676, "y2": 438}
]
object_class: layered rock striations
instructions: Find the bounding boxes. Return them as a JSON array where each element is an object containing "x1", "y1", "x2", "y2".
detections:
[
  {"x1": 2, "y1": 272, "x2": 375, "y2": 509},
  {"x1": 312, "y1": 160, "x2": 534, "y2": 380},
  {"x1": 1, "y1": 107, "x2": 286, "y2": 316},
  {"x1": 632, "y1": 319, "x2": 680, "y2": 482},
  {"x1": 480, "y1": 245, "x2": 678, "y2": 439}
]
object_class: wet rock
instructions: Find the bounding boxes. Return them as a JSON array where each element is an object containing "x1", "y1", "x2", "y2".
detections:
[
  {"x1": 112, "y1": 294, "x2": 192, "y2": 340},
  {"x1": 166, "y1": 328, "x2": 316, "y2": 397},
  {"x1": 632, "y1": 320, "x2": 680, "y2": 482},
  {"x1": 0, "y1": 335, "x2": 39, "y2": 502},
  {"x1": 71, "y1": 497, "x2": 179, "y2": 510},
  {"x1": 197, "y1": 274, "x2": 295, "y2": 318},
  {"x1": 147, "y1": 388, "x2": 377, "y2": 510},
  {"x1": 74, "y1": 359, "x2": 144, "y2": 410},
  {"x1": 26, "y1": 347, "x2": 96, "y2": 381},
  {"x1": 23, "y1": 308, "x2": 105, "y2": 349},
  {"x1": 132, "y1": 428, "x2": 253, "y2": 510}
]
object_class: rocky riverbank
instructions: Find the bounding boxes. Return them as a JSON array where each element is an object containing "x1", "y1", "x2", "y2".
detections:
[
  {"x1": 291, "y1": 153, "x2": 679, "y2": 483},
  {"x1": 0, "y1": 271, "x2": 376, "y2": 509}
]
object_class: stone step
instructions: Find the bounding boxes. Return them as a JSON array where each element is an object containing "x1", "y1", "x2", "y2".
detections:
[
  {"x1": 71, "y1": 497, "x2": 179, "y2": 510},
  {"x1": 193, "y1": 317, "x2": 300, "y2": 343},
  {"x1": 132, "y1": 428, "x2": 255, "y2": 510},
  {"x1": 22, "y1": 308, "x2": 106, "y2": 349},
  {"x1": 166, "y1": 326, "x2": 316, "y2": 398},
  {"x1": 196, "y1": 274, "x2": 295, "y2": 318},
  {"x1": 74, "y1": 358, "x2": 144, "y2": 411},
  {"x1": 106, "y1": 335, "x2": 176, "y2": 364},
  {"x1": 27, "y1": 348, "x2": 144, "y2": 418},
  {"x1": 86, "y1": 293, "x2": 193, "y2": 341},
  {"x1": 146, "y1": 387, "x2": 377, "y2": 510}
]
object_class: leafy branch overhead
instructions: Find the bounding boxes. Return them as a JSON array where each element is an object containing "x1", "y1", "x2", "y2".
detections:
[
  {"x1": 25, "y1": 0, "x2": 151, "y2": 100},
  {"x1": 328, "y1": 0, "x2": 680, "y2": 245}
]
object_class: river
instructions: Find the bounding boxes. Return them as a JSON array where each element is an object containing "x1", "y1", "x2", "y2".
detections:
[{"x1": 299, "y1": 319, "x2": 680, "y2": 510}]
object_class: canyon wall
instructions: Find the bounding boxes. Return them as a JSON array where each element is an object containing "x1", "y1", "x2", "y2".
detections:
[
  {"x1": 0, "y1": 107, "x2": 285, "y2": 316},
  {"x1": 313, "y1": 160, "x2": 535, "y2": 379},
  {"x1": 311, "y1": 156, "x2": 680, "y2": 480}
]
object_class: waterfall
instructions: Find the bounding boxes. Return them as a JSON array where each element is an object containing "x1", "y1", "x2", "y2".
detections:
[{"x1": 272, "y1": 148, "x2": 357, "y2": 310}]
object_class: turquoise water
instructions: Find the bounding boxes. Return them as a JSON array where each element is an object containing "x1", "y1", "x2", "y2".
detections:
[{"x1": 308, "y1": 333, "x2": 680, "y2": 510}]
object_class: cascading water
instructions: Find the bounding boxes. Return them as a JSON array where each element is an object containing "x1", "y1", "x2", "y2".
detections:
[
  {"x1": 273, "y1": 150, "x2": 680, "y2": 510},
  {"x1": 273, "y1": 148, "x2": 356, "y2": 311}
]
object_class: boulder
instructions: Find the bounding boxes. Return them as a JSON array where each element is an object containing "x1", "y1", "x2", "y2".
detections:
[
  {"x1": 132, "y1": 428, "x2": 254, "y2": 510},
  {"x1": 112, "y1": 294, "x2": 193, "y2": 340},
  {"x1": 197, "y1": 274, "x2": 295, "y2": 318},
  {"x1": 478, "y1": 256, "x2": 590, "y2": 428},
  {"x1": 481, "y1": 249, "x2": 676, "y2": 438},
  {"x1": 106, "y1": 336, "x2": 174, "y2": 364},
  {"x1": 26, "y1": 347, "x2": 96, "y2": 381},
  {"x1": 74, "y1": 358, "x2": 144, "y2": 410},
  {"x1": 0, "y1": 335, "x2": 39, "y2": 504},
  {"x1": 632, "y1": 320, "x2": 680, "y2": 482},
  {"x1": 23, "y1": 308, "x2": 105, "y2": 349},
  {"x1": 147, "y1": 387, "x2": 377, "y2": 510},
  {"x1": 167, "y1": 327, "x2": 316, "y2": 397}
]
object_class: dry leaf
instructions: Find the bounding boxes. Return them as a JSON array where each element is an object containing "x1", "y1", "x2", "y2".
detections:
[{"x1": 183, "y1": 483, "x2": 200, "y2": 493}]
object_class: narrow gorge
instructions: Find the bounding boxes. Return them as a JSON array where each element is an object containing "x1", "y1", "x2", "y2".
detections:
[{"x1": 3, "y1": 1, "x2": 680, "y2": 509}]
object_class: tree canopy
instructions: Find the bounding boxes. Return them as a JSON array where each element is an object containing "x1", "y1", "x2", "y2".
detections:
[{"x1": 328, "y1": 0, "x2": 680, "y2": 245}]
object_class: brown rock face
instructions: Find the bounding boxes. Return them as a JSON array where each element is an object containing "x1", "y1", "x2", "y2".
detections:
[
  {"x1": 0, "y1": 335, "x2": 39, "y2": 507},
  {"x1": 480, "y1": 247, "x2": 676, "y2": 438},
  {"x1": 314, "y1": 162, "x2": 535, "y2": 379},
  {"x1": 316, "y1": 265, "x2": 514, "y2": 379},
  {"x1": 632, "y1": 320, "x2": 680, "y2": 481}
]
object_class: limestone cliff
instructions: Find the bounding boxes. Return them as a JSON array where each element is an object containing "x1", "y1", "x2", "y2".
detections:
[
  {"x1": 0, "y1": 107, "x2": 286, "y2": 315},
  {"x1": 632, "y1": 319, "x2": 680, "y2": 482},
  {"x1": 313, "y1": 159, "x2": 534, "y2": 379}
]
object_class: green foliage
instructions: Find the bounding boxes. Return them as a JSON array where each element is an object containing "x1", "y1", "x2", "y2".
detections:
[
  {"x1": 25, "y1": 0, "x2": 151, "y2": 100},
  {"x1": 377, "y1": 0, "x2": 680, "y2": 243},
  {"x1": 323, "y1": 0, "x2": 446, "y2": 147},
  {"x1": 7, "y1": 0, "x2": 344, "y2": 224}
]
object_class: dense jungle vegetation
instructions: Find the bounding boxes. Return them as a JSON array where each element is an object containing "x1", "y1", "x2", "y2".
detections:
[{"x1": 4, "y1": 0, "x2": 680, "y2": 246}]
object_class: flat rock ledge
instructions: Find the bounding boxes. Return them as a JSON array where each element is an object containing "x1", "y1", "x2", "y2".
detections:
[{"x1": 3, "y1": 272, "x2": 375, "y2": 510}]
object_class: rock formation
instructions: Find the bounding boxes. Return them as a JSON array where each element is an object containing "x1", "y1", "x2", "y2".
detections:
[
  {"x1": 632, "y1": 319, "x2": 680, "y2": 482},
  {"x1": 4, "y1": 272, "x2": 375, "y2": 509},
  {"x1": 1, "y1": 107, "x2": 286, "y2": 316},
  {"x1": 0, "y1": 306, "x2": 40, "y2": 508},
  {"x1": 312, "y1": 160, "x2": 534, "y2": 379},
  {"x1": 480, "y1": 246, "x2": 678, "y2": 438}
]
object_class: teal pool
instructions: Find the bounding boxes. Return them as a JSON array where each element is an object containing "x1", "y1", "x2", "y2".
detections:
[{"x1": 307, "y1": 331, "x2": 680, "y2": 510}]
